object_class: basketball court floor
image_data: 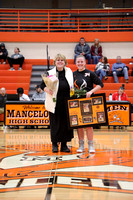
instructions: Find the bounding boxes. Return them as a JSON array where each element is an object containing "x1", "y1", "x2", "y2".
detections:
[{"x1": 0, "y1": 126, "x2": 132, "y2": 200}]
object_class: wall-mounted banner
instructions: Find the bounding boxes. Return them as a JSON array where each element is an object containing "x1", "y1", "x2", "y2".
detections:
[
  {"x1": 67, "y1": 93, "x2": 108, "y2": 128},
  {"x1": 106, "y1": 101, "x2": 131, "y2": 126},
  {"x1": 5, "y1": 101, "x2": 50, "y2": 126}
]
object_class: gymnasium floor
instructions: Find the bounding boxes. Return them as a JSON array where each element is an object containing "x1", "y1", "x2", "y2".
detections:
[{"x1": 0, "y1": 127, "x2": 132, "y2": 200}]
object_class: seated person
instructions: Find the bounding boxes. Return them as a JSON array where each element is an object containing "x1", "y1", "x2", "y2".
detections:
[
  {"x1": 111, "y1": 56, "x2": 129, "y2": 83},
  {"x1": 91, "y1": 38, "x2": 102, "y2": 64},
  {"x1": 0, "y1": 43, "x2": 8, "y2": 64},
  {"x1": 17, "y1": 87, "x2": 30, "y2": 101},
  {"x1": 0, "y1": 88, "x2": 7, "y2": 114},
  {"x1": 15, "y1": 88, "x2": 30, "y2": 129},
  {"x1": 7, "y1": 47, "x2": 24, "y2": 71},
  {"x1": 74, "y1": 37, "x2": 91, "y2": 64},
  {"x1": 112, "y1": 84, "x2": 128, "y2": 130},
  {"x1": 32, "y1": 85, "x2": 46, "y2": 101},
  {"x1": 112, "y1": 84, "x2": 128, "y2": 101},
  {"x1": 95, "y1": 56, "x2": 110, "y2": 81}
]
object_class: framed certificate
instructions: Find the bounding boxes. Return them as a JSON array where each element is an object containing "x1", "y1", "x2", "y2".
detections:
[{"x1": 67, "y1": 93, "x2": 108, "y2": 128}]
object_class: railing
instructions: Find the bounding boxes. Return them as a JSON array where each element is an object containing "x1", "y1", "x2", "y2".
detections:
[{"x1": 0, "y1": 9, "x2": 133, "y2": 32}]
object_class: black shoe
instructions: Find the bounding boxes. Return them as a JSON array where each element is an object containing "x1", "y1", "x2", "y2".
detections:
[
  {"x1": 52, "y1": 144, "x2": 58, "y2": 153},
  {"x1": 60, "y1": 145, "x2": 70, "y2": 152}
]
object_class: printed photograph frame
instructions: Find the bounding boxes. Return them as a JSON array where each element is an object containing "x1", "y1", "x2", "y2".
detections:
[{"x1": 67, "y1": 93, "x2": 108, "y2": 129}]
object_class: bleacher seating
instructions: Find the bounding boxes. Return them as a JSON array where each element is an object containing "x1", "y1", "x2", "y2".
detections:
[
  {"x1": 0, "y1": 64, "x2": 32, "y2": 95},
  {"x1": 0, "y1": 59, "x2": 133, "y2": 123},
  {"x1": 64, "y1": 59, "x2": 133, "y2": 104},
  {"x1": 24, "y1": 58, "x2": 133, "y2": 103}
]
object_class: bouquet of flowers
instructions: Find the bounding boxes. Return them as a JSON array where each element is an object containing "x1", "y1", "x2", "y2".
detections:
[
  {"x1": 41, "y1": 73, "x2": 58, "y2": 102},
  {"x1": 70, "y1": 87, "x2": 87, "y2": 98}
]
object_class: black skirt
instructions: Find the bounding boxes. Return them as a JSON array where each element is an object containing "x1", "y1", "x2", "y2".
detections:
[{"x1": 49, "y1": 69, "x2": 73, "y2": 143}]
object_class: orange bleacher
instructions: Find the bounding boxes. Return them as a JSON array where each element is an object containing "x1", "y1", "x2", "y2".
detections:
[
  {"x1": 0, "y1": 64, "x2": 32, "y2": 95},
  {"x1": 24, "y1": 58, "x2": 133, "y2": 104},
  {"x1": 0, "y1": 59, "x2": 133, "y2": 123}
]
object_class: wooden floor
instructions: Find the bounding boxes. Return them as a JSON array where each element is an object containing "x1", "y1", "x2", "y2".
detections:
[{"x1": 0, "y1": 126, "x2": 132, "y2": 200}]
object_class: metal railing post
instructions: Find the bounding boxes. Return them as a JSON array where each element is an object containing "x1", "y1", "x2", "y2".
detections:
[
  {"x1": 48, "y1": 10, "x2": 50, "y2": 33},
  {"x1": 18, "y1": 10, "x2": 20, "y2": 32}
]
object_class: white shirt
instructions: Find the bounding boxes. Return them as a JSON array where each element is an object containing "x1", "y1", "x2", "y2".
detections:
[
  {"x1": 119, "y1": 95, "x2": 121, "y2": 101},
  {"x1": 20, "y1": 94, "x2": 30, "y2": 101}
]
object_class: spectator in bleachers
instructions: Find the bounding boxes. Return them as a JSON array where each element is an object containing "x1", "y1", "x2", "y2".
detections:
[
  {"x1": 74, "y1": 37, "x2": 91, "y2": 64},
  {"x1": 112, "y1": 84, "x2": 128, "y2": 130},
  {"x1": 95, "y1": 56, "x2": 110, "y2": 81},
  {"x1": 91, "y1": 38, "x2": 102, "y2": 64},
  {"x1": 112, "y1": 84, "x2": 128, "y2": 101},
  {"x1": 15, "y1": 87, "x2": 30, "y2": 129},
  {"x1": 0, "y1": 43, "x2": 8, "y2": 64},
  {"x1": 0, "y1": 88, "x2": 7, "y2": 114},
  {"x1": 111, "y1": 56, "x2": 129, "y2": 83},
  {"x1": 17, "y1": 87, "x2": 30, "y2": 101},
  {"x1": 32, "y1": 85, "x2": 46, "y2": 101},
  {"x1": 7, "y1": 47, "x2": 24, "y2": 71}
]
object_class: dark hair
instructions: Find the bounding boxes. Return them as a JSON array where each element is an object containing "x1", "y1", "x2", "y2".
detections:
[
  {"x1": 119, "y1": 84, "x2": 125, "y2": 90},
  {"x1": 1, "y1": 43, "x2": 5, "y2": 48},
  {"x1": 17, "y1": 87, "x2": 24, "y2": 94},
  {"x1": 15, "y1": 47, "x2": 20, "y2": 52},
  {"x1": 103, "y1": 56, "x2": 108, "y2": 64},
  {"x1": 35, "y1": 85, "x2": 41, "y2": 89},
  {"x1": 80, "y1": 37, "x2": 85, "y2": 40}
]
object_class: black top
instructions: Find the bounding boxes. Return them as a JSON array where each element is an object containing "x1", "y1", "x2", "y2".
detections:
[
  {"x1": 41, "y1": 69, "x2": 73, "y2": 143},
  {"x1": 56, "y1": 69, "x2": 70, "y2": 105},
  {"x1": 73, "y1": 69, "x2": 103, "y2": 92},
  {"x1": 0, "y1": 94, "x2": 7, "y2": 108}
]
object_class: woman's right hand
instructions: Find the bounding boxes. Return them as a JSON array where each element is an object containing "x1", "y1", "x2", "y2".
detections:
[{"x1": 44, "y1": 87, "x2": 53, "y2": 95}]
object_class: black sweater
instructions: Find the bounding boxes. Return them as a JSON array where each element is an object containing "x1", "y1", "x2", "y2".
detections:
[{"x1": 73, "y1": 69, "x2": 103, "y2": 92}]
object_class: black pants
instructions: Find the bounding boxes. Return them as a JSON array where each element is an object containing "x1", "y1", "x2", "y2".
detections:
[
  {"x1": 7, "y1": 57, "x2": 24, "y2": 69},
  {"x1": 0, "y1": 55, "x2": 7, "y2": 62}
]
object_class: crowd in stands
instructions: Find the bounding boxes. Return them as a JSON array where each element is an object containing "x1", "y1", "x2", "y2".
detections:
[
  {"x1": 0, "y1": 38, "x2": 132, "y2": 129},
  {"x1": 0, "y1": 40, "x2": 130, "y2": 84},
  {"x1": 74, "y1": 37, "x2": 129, "y2": 83},
  {"x1": 74, "y1": 38, "x2": 102, "y2": 64}
]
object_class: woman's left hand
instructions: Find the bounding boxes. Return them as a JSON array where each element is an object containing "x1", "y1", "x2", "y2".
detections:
[{"x1": 86, "y1": 91, "x2": 92, "y2": 98}]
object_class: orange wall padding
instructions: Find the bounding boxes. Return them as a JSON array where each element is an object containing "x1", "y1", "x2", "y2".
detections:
[{"x1": 0, "y1": 32, "x2": 133, "y2": 42}]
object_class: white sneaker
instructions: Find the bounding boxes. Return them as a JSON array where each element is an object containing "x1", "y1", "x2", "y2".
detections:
[
  {"x1": 18, "y1": 67, "x2": 22, "y2": 71},
  {"x1": 9, "y1": 68, "x2": 15, "y2": 71},
  {"x1": 89, "y1": 145, "x2": 95, "y2": 153},
  {"x1": 3, "y1": 62, "x2": 6, "y2": 64},
  {"x1": 88, "y1": 141, "x2": 95, "y2": 153},
  {"x1": 77, "y1": 140, "x2": 85, "y2": 153}
]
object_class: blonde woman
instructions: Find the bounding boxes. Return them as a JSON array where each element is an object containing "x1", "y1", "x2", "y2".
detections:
[
  {"x1": 73, "y1": 55, "x2": 103, "y2": 153},
  {"x1": 41, "y1": 54, "x2": 74, "y2": 153},
  {"x1": 91, "y1": 38, "x2": 103, "y2": 64}
]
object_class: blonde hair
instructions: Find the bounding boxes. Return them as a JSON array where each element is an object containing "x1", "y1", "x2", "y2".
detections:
[
  {"x1": 94, "y1": 38, "x2": 100, "y2": 47},
  {"x1": 54, "y1": 54, "x2": 67, "y2": 66}
]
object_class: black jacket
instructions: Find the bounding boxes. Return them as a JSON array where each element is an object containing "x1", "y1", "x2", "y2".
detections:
[
  {"x1": 0, "y1": 94, "x2": 7, "y2": 108},
  {"x1": 0, "y1": 43, "x2": 8, "y2": 57}
]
